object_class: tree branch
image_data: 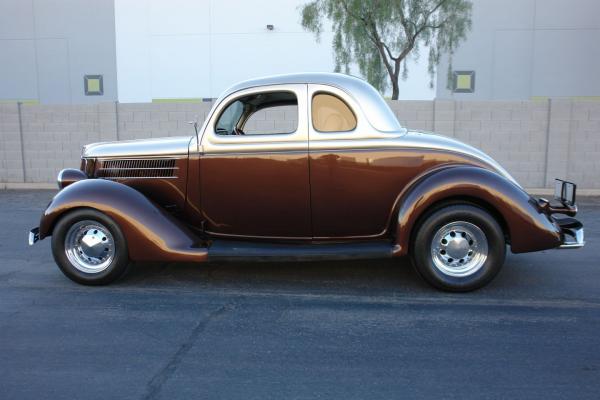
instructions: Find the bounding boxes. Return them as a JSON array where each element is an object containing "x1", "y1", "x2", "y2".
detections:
[
  {"x1": 300, "y1": 0, "x2": 472, "y2": 99},
  {"x1": 366, "y1": 13, "x2": 398, "y2": 79},
  {"x1": 412, "y1": 0, "x2": 449, "y2": 41},
  {"x1": 340, "y1": 0, "x2": 397, "y2": 80},
  {"x1": 339, "y1": 1, "x2": 377, "y2": 42},
  {"x1": 398, "y1": 3, "x2": 414, "y2": 43},
  {"x1": 382, "y1": 42, "x2": 396, "y2": 61}
]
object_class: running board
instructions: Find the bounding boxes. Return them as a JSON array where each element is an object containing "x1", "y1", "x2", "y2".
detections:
[{"x1": 208, "y1": 240, "x2": 395, "y2": 262}]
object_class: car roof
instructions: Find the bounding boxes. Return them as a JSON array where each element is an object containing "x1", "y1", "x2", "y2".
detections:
[{"x1": 217, "y1": 72, "x2": 402, "y2": 133}]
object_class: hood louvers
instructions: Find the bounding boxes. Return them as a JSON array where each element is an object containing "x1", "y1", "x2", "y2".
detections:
[{"x1": 95, "y1": 158, "x2": 178, "y2": 179}]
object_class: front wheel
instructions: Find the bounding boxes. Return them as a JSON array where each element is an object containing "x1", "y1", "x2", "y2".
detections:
[
  {"x1": 51, "y1": 209, "x2": 130, "y2": 285},
  {"x1": 411, "y1": 204, "x2": 506, "y2": 292}
]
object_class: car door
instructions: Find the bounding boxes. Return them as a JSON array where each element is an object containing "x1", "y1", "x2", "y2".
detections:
[
  {"x1": 198, "y1": 84, "x2": 311, "y2": 238},
  {"x1": 308, "y1": 84, "x2": 410, "y2": 239}
]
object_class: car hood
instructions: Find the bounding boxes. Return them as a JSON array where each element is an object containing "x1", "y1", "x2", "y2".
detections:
[
  {"x1": 82, "y1": 136, "x2": 192, "y2": 158},
  {"x1": 403, "y1": 130, "x2": 521, "y2": 188}
]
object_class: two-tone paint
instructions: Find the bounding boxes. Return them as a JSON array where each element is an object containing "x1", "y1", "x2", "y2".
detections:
[{"x1": 34, "y1": 73, "x2": 582, "y2": 262}]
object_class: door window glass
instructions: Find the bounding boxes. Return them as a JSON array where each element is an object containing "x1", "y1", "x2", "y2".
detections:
[
  {"x1": 215, "y1": 91, "x2": 297, "y2": 135},
  {"x1": 243, "y1": 105, "x2": 297, "y2": 135}
]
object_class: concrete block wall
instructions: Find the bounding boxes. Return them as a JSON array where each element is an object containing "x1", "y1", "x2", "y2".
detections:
[
  {"x1": 18, "y1": 103, "x2": 118, "y2": 183},
  {"x1": 387, "y1": 99, "x2": 599, "y2": 188},
  {"x1": 0, "y1": 103, "x2": 24, "y2": 182},
  {"x1": 116, "y1": 102, "x2": 214, "y2": 140},
  {"x1": 560, "y1": 100, "x2": 600, "y2": 187},
  {"x1": 1, "y1": 99, "x2": 599, "y2": 189},
  {"x1": 387, "y1": 100, "x2": 435, "y2": 132},
  {"x1": 446, "y1": 100, "x2": 548, "y2": 187}
]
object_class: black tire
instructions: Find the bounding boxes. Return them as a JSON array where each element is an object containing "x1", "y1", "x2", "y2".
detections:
[
  {"x1": 411, "y1": 204, "x2": 505, "y2": 292},
  {"x1": 51, "y1": 209, "x2": 130, "y2": 285}
]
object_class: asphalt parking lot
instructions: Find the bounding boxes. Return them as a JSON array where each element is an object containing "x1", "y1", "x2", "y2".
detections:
[{"x1": 1, "y1": 190, "x2": 599, "y2": 399}]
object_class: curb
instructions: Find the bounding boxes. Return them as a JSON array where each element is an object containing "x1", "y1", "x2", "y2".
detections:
[
  {"x1": 527, "y1": 188, "x2": 600, "y2": 196},
  {"x1": 1, "y1": 183, "x2": 56, "y2": 190}
]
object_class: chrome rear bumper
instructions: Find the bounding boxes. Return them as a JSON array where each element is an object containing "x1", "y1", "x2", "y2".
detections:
[
  {"x1": 28, "y1": 227, "x2": 39, "y2": 246},
  {"x1": 555, "y1": 217, "x2": 585, "y2": 249}
]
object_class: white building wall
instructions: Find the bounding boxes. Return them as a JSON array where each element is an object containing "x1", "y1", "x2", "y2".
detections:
[
  {"x1": 436, "y1": 0, "x2": 600, "y2": 100},
  {"x1": 114, "y1": 0, "x2": 435, "y2": 102},
  {"x1": 0, "y1": 0, "x2": 118, "y2": 104}
]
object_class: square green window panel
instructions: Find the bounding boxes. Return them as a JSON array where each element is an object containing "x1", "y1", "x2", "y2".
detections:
[
  {"x1": 452, "y1": 71, "x2": 475, "y2": 93},
  {"x1": 84, "y1": 75, "x2": 104, "y2": 96}
]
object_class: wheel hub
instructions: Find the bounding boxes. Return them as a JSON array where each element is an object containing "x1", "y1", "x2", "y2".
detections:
[
  {"x1": 431, "y1": 221, "x2": 488, "y2": 277},
  {"x1": 80, "y1": 229, "x2": 108, "y2": 259},
  {"x1": 65, "y1": 221, "x2": 115, "y2": 274}
]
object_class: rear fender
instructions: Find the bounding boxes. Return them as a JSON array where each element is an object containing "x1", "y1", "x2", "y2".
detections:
[
  {"x1": 39, "y1": 179, "x2": 207, "y2": 262},
  {"x1": 393, "y1": 166, "x2": 561, "y2": 256}
]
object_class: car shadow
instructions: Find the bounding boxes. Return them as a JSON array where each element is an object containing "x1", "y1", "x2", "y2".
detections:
[
  {"x1": 117, "y1": 257, "x2": 435, "y2": 295},
  {"x1": 111, "y1": 252, "x2": 541, "y2": 299}
]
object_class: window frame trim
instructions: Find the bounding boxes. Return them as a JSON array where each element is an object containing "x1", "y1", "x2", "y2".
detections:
[
  {"x1": 213, "y1": 90, "x2": 299, "y2": 137},
  {"x1": 201, "y1": 84, "x2": 308, "y2": 154},
  {"x1": 307, "y1": 84, "x2": 373, "y2": 144}
]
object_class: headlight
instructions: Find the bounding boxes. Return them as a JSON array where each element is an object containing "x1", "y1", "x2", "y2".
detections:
[{"x1": 57, "y1": 168, "x2": 88, "y2": 189}]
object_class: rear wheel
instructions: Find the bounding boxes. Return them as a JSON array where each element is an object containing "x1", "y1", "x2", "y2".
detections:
[
  {"x1": 51, "y1": 209, "x2": 129, "y2": 285},
  {"x1": 411, "y1": 204, "x2": 505, "y2": 292}
]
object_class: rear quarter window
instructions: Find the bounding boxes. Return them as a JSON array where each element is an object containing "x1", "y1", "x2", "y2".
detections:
[{"x1": 311, "y1": 93, "x2": 357, "y2": 132}]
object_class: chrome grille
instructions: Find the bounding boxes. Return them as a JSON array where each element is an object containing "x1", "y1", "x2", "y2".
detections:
[{"x1": 96, "y1": 158, "x2": 178, "y2": 179}]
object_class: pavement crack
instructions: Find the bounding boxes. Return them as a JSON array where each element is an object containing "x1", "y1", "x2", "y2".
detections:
[{"x1": 141, "y1": 302, "x2": 235, "y2": 400}]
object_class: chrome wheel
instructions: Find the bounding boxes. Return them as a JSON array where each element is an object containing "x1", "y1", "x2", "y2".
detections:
[
  {"x1": 431, "y1": 221, "x2": 488, "y2": 277},
  {"x1": 64, "y1": 220, "x2": 115, "y2": 274}
]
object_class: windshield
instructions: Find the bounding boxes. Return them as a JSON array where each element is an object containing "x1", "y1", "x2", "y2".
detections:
[{"x1": 215, "y1": 100, "x2": 244, "y2": 135}]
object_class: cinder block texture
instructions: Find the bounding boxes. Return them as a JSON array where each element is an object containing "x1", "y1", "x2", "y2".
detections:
[
  {"x1": 449, "y1": 101, "x2": 549, "y2": 187},
  {"x1": 19, "y1": 103, "x2": 117, "y2": 182},
  {"x1": 0, "y1": 103, "x2": 24, "y2": 182},
  {"x1": 1, "y1": 99, "x2": 599, "y2": 188}
]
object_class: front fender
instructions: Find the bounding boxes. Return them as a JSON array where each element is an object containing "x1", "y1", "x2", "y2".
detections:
[
  {"x1": 393, "y1": 166, "x2": 561, "y2": 256},
  {"x1": 39, "y1": 179, "x2": 207, "y2": 262}
]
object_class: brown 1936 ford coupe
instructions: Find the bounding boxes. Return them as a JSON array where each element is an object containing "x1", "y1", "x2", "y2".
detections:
[{"x1": 28, "y1": 73, "x2": 584, "y2": 291}]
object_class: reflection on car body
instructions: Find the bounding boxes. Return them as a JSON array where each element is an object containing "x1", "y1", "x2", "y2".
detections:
[{"x1": 28, "y1": 73, "x2": 584, "y2": 291}]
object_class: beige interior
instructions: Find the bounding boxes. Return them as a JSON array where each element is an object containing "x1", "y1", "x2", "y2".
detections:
[{"x1": 312, "y1": 93, "x2": 357, "y2": 132}]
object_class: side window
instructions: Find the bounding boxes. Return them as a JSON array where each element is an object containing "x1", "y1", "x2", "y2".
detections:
[
  {"x1": 215, "y1": 91, "x2": 298, "y2": 136},
  {"x1": 244, "y1": 105, "x2": 297, "y2": 135},
  {"x1": 312, "y1": 93, "x2": 357, "y2": 132}
]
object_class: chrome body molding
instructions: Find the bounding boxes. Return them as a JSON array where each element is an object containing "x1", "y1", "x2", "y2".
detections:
[{"x1": 82, "y1": 136, "x2": 192, "y2": 159}]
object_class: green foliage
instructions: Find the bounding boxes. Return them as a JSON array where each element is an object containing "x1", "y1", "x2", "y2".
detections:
[{"x1": 300, "y1": 0, "x2": 472, "y2": 99}]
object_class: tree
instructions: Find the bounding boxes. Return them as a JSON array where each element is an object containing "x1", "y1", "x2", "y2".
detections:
[{"x1": 300, "y1": 0, "x2": 472, "y2": 99}]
